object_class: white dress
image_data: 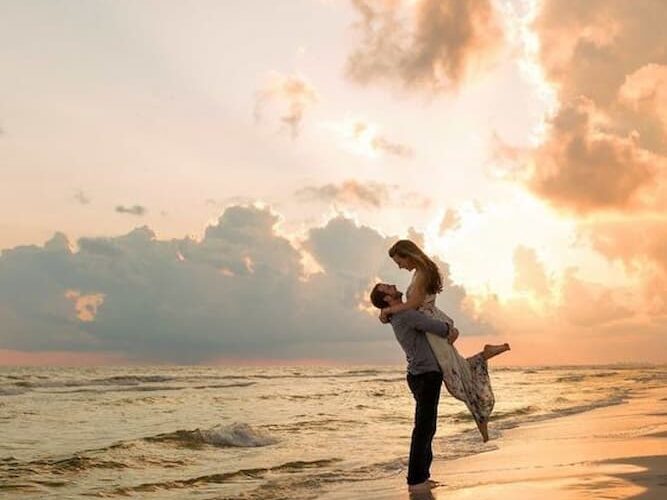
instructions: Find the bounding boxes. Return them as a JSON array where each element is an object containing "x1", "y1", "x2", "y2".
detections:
[{"x1": 407, "y1": 274, "x2": 495, "y2": 428}]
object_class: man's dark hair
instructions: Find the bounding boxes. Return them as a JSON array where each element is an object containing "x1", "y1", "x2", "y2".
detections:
[{"x1": 370, "y1": 283, "x2": 390, "y2": 309}]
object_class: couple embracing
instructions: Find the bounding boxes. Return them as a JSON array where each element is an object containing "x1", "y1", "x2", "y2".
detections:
[{"x1": 370, "y1": 240, "x2": 510, "y2": 493}]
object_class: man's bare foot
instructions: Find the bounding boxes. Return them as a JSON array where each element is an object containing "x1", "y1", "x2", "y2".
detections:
[
  {"x1": 476, "y1": 420, "x2": 489, "y2": 442},
  {"x1": 408, "y1": 480, "x2": 437, "y2": 493},
  {"x1": 482, "y1": 343, "x2": 510, "y2": 360}
]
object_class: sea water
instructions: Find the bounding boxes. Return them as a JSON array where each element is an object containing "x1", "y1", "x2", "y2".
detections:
[{"x1": 1, "y1": 364, "x2": 664, "y2": 499}]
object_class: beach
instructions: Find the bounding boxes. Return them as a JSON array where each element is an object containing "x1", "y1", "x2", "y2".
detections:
[
  {"x1": 321, "y1": 386, "x2": 667, "y2": 500},
  {"x1": 1, "y1": 365, "x2": 664, "y2": 499}
]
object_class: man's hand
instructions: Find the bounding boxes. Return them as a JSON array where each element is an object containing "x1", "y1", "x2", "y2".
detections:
[
  {"x1": 448, "y1": 327, "x2": 459, "y2": 344},
  {"x1": 379, "y1": 308, "x2": 391, "y2": 324}
]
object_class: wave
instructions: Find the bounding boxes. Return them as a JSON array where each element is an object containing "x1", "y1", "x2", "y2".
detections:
[
  {"x1": 145, "y1": 422, "x2": 278, "y2": 448},
  {"x1": 589, "y1": 371, "x2": 619, "y2": 378},
  {"x1": 13, "y1": 375, "x2": 175, "y2": 390},
  {"x1": 0, "y1": 387, "x2": 28, "y2": 396},
  {"x1": 109, "y1": 457, "x2": 342, "y2": 496},
  {"x1": 263, "y1": 418, "x2": 362, "y2": 433},
  {"x1": 259, "y1": 390, "x2": 352, "y2": 401},
  {"x1": 363, "y1": 376, "x2": 404, "y2": 383},
  {"x1": 555, "y1": 370, "x2": 623, "y2": 384},
  {"x1": 555, "y1": 374, "x2": 585, "y2": 383},
  {"x1": 9, "y1": 378, "x2": 257, "y2": 395},
  {"x1": 35, "y1": 455, "x2": 127, "y2": 472},
  {"x1": 449, "y1": 405, "x2": 538, "y2": 423},
  {"x1": 551, "y1": 393, "x2": 627, "y2": 417},
  {"x1": 192, "y1": 382, "x2": 256, "y2": 389}
]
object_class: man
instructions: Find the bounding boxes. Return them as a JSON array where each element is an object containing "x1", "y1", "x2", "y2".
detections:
[{"x1": 370, "y1": 282, "x2": 458, "y2": 493}]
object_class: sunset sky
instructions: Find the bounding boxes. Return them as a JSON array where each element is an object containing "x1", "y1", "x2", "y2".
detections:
[{"x1": 1, "y1": 0, "x2": 666, "y2": 366}]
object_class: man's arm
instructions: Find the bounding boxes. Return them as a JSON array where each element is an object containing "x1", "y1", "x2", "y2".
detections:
[{"x1": 400, "y1": 310, "x2": 450, "y2": 339}]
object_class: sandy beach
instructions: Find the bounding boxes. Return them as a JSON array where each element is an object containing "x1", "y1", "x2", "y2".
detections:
[{"x1": 321, "y1": 386, "x2": 667, "y2": 500}]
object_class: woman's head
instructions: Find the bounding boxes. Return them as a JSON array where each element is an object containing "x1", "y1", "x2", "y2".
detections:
[{"x1": 388, "y1": 239, "x2": 443, "y2": 295}]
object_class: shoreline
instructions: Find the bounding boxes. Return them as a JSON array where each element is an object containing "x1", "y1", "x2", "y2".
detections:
[{"x1": 320, "y1": 386, "x2": 667, "y2": 499}]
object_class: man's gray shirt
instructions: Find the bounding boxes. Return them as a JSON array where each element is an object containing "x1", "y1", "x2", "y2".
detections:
[{"x1": 389, "y1": 310, "x2": 451, "y2": 375}]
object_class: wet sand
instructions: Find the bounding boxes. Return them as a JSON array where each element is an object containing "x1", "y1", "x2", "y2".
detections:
[{"x1": 320, "y1": 386, "x2": 667, "y2": 500}]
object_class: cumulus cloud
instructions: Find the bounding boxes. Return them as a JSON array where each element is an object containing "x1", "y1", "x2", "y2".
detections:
[
  {"x1": 295, "y1": 179, "x2": 431, "y2": 210},
  {"x1": 525, "y1": 97, "x2": 659, "y2": 214},
  {"x1": 296, "y1": 180, "x2": 390, "y2": 208},
  {"x1": 578, "y1": 217, "x2": 667, "y2": 314},
  {"x1": 0, "y1": 205, "x2": 492, "y2": 363},
  {"x1": 65, "y1": 290, "x2": 105, "y2": 322},
  {"x1": 346, "y1": 0, "x2": 505, "y2": 91},
  {"x1": 352, "y1": 120, "x2": 415, "y2": 158},
  {"x1": 618, "y1": 64, "x2": 667, "y2": 134},
  {"x1": 559, "y1": 269, "x2": 634, "y2": 327},
  {"x1": 512, "y1": 245, "x2": 551, "y2": 298},
  {"x1": 504, "y1": 0, "x2": 667, "y2": 214},
  {"x1": 115, "y1": 205, "x2": 147, "y2": 216},
  {"x1": 254, "y1": 72, "x2": 319, "y2": 138},
  {"x1": 325, "y1": 118, "x2": 415, "y2": 159},
  {"x1": 74, "y1": 189, "x2": 91, "y2": 205},
  {"x1": 439, "y1": 208, "x2": 461, "y2": 235},
  {"x1": 488, "y1": 0, "x2": 667, "y2": 323}
]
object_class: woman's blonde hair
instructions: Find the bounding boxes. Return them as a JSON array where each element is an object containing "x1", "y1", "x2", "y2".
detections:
[{"x1": 388, "y1": 239, "x2": 443, "y2": 295}]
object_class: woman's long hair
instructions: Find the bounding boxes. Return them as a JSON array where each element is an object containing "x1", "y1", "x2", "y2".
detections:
[{"x1": 389, "y1": 239, "x2": 443, "y2": 295}]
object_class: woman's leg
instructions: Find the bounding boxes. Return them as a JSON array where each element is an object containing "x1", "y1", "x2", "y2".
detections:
[{"x1": 482, "y1": 343, "x2": 511, "y2": 360}]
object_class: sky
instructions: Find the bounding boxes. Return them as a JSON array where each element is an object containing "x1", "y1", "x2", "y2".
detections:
[{"x1": 1, "y1": 0, "x2": 666, "y2": 366}]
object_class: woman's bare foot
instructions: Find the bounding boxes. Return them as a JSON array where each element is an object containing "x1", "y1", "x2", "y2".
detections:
[
  {"x1": 482, "y1": 343, "x2": 510, "y2": 360},
  {"x1": 476, "y1": 420, "x2": 489, "y2": 442},
  {"x1": 447, "y1": 327, "x2": 459, "y2": 344}
]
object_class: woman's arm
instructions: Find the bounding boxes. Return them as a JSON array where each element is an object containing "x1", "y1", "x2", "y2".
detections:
[{"x1": 379, "y1": 273, "x2": 427, "y2": 321}]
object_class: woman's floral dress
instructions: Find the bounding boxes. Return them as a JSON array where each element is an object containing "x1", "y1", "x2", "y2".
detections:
[{"x1": 407, "y1": 274, "x2": 495, "y2": 430}]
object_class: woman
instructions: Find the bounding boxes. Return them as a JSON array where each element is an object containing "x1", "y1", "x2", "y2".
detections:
[{"x1": 380, "y1": 239, "x2": 510, "y2": 442}]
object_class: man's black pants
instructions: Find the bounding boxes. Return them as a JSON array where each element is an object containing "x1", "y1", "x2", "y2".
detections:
[{"x1": 406, "y1": 370, "x2": 442, "y2": 485}]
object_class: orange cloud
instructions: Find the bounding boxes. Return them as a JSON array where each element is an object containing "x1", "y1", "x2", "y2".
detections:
[
  {"x1": 439, "y1": 208, "x2": 461, "y2": 235},
  {"x1": 254, "y1": 72, "x2": 319, "y2": 138},
  {"x1": 295, "y1": 179, "x2": 431, "y2": 209},
  {"x1": 516, "y1": 0, "x2": 667, "y2": 215},
  {"x1": 512, "y1": 245, "x2": 551, "y2": 298},
  {"x1": 65, "y1": 290, "x2": 105, "y2": 322},
  {"x1": 528, "y1": 97, "x2": 660, "y2": 214},
  {"x1": 578, "y1": 217, "x2": 667, "y2": 314},
  {"x1": 486, "y1": 0, "x2": 667, "y2": 332},
  {"x1": 346, "y1": 0, "x2": 504, "y2": 91},
  {"x1": 559, "y1": 269, "x2": 634, "y2": 327}
]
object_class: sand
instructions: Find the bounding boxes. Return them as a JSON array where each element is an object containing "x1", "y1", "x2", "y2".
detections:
[{"x1": 320, "y1": 387, "x2": 667, "y2": 500}]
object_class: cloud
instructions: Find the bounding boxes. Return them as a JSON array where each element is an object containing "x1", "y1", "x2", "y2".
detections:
[
  {"x1": 254, "y1": 72, "x2": 319, "y2": 138},
  {"x1": 439, "y1": 208, "x2": 461, "y2": 235},
  {"x1": 559, "y1": 268, "x2": 634, "y2": 327},
  {"x1": 326, "y1": 118, "x2": 415, "y2": 159},
  {"x1": 346, "y1": 0, "x2": 505, "y2": 91},
  {"x1": 618, "y1": 64, "x2": 667, "y2": 135},
  {"x1": 296, "y1": 180, "x2": 391, "y2": 208},
  {"x1": 0, "y1": 205, "x2": 492, "y2": 364},
  {"x1": 74, "y1": 189, "x2": 91, "y2": 205},
  {"x1": 295, "y1": 179, "x2": 431, "y2": 210},
  {"x1": 512, "y1": 245, "x2": 551, "y2": 298},
  {"x1": 501, "y1": 0, "x2": 667, "y2": 215},
  {"x1": 115, "y1": 205, "x2": 147, "y2": 216},
  {"x1": 352, "y1": 120, "x2": 415, "y2": 158},
  {"x1": 65, "y1": 290, "x2": 105, "y2": 322},
  {"x1": 527, "y1": 97, "x2": 659, "y2": 214},
  {"x1": 578, "y1": 216, "x2": 667, "y2": 314},
  {"x1": 488, "y1": 1, "x2": 667, "y2": 323}
]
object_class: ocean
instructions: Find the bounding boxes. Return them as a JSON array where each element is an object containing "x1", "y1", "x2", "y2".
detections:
[{"x1": 1, "y1": 364, "x2": 664, "y2": 499}]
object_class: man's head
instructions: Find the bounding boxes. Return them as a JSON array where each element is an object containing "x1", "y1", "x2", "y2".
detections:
[{"x1": 370, "y1": 283, "x2": 402, "y2": 309}]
